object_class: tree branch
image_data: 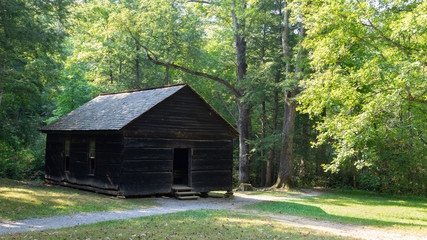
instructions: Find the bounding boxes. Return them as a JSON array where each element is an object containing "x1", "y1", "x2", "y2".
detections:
[
  {"x1": 217, "y1": 92, "x2": 237, "y2": 122},
  {"x1": 403, "y1": 87, "x2": 427, "y2": 104},
  {"x1": 361, "y1": 20, "x2": 412, "y2": 57},
  {"x1": 188, "y1": 0, "x2": 212, "y2": 4},
  {"x1": 127, "y1": 28, "x2": 240, "y2": 98}
]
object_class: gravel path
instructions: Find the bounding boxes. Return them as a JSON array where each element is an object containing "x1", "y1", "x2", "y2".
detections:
[{"x1": 0, "y1": 191, "x2": 319, "y2": 235}]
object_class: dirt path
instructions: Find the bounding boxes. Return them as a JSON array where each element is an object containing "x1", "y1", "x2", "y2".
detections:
[
  {"x1": 1, "y1": 190, "x2": 424, "y2": 240},
  {"x1": 237, "y1": 209, "x2": 425, "y2": 240},
  {"x1": 0, "y1": 190, "x2": 320, "y2": 235}
]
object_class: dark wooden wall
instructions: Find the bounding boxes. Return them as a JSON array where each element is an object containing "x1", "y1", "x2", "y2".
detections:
[
  {"x1": 120, "y1": 140, "x2": 173, "y2": 196},
  {"x1": 121, "y1": 138, "x2": 233, "y2": 195},
  {"x1": 45, "y1": 86, "x2": 237, "y2": 196},
  {"x1": 123, "y1": 87, "x2": 237, "y2": 140},
  {"x1": 45, "y1": 133, "x2": 122, "y2": 191},
  {"x1": 45, "y1": 134, "x2": 64, "y2": 182},
  {"x1": 191, "y1": 141, "x2": 233, "y2": 193}
]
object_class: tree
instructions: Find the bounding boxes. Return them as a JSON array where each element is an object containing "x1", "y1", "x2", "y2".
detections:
[
  {"x1": 271, "y1": 0, "x2": 309, "y2": 188},
  {"x1": 122, "y1": 0, "x2": 260, "y2": 185},
  {"x1": 0, "y1": 0, "x2": 70, "y2": 179},
  {"x1": 296, "y1": 0, "x2": 426, "y2": 194}
]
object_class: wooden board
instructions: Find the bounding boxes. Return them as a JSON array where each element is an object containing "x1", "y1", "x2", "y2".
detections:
[
  {"x1": 192, "y1": 148, "x2": 232, "y2": 160},
  {"x1": 191, "y1": 159, "x2": 232, "y2": 170},
  {"x1": 120, "y1": 172, "x2": 172, "y2": 185},
  {"x1": 123, "y1": 87, "x2": 237, "y2": 140},
  {"x1": 191, "y1": 170, "x2": 232, "y2": 190},
  {"x1": 124, "y1": 138, "x2": 232, "y2": 149},
  {"x1": 121, "y1": 160, "x2": 173, "y2": 172},
  {"x1": 120, "y1": 183, "x2": 171, "y2": 196},
  {"x1": 122, "y1": 148, "x2": 173, "y2": 160}
]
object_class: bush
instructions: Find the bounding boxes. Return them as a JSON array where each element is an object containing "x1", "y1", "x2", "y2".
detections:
[{"x1": 0, "y1": 140, "x2": 45, "y2": 180}]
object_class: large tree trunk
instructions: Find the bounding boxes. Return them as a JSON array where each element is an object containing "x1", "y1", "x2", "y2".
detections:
[
  {"x1": 260, "y1": 101, "x2": 267, "y2": 186},
  {"x1": 274, "y1": 91, "x2": 297, "y2": 188},
  {"x1": 232, "y1": 1, "x2": 251, "y2": 185},
  {"x1": 266, "y1": 146, "x2": 275, "y2": 186},
  {"x1": 266, "y1": 73, "x2": 280, "y2": 186},
  {"x1": 238, "y1": 100, "x2": 251, "y2": 184},
  {"x1": 273, "y1": 0, "x2": 294, "y2": 188},
  {"x1": 0, "y1": 59, "x2": 4, "y2": 106}
]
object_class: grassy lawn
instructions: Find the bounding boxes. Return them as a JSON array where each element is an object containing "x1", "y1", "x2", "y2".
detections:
[
  {"x1": 1, "y1": 210, "x2": 352, "y2": 240},
  {"x1": 246, "y1": 190, "x2": 427, "y2": 233},
  {"x1": 0, "y1": 178, "x2": 156, "y2": 221}
]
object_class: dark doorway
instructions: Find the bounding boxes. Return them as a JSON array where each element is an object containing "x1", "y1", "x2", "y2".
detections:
[{"x1": 173, "y1": 148, "x2": 190, "y2": 185}]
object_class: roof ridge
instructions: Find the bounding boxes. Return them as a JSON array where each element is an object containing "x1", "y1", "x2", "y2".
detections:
[{"x1": 99, "y1": 83, "x2": 186, "y2": 96}]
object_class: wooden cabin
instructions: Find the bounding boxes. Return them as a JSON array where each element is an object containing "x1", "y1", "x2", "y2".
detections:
[{"x1": 41, "y1": 84, "x2": 239, "y2": 197}]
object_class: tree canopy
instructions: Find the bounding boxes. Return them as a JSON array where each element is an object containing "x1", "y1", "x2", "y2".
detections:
[{"x1": 0, "y1": 0, "x2": 425, "y2": 195}]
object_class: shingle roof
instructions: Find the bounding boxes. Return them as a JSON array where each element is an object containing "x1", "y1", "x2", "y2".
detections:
[{"x1": 42, "y1": 85, "x2": 186, "y2": 132}]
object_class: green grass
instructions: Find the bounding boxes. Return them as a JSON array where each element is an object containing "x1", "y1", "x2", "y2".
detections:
[
  {"x1": 1, "y1": 210, "x2": 352, "y2": 240},
  {"x1": 246, "y1": 190, "x2": 427, "y2": 233},
  {"x1": 0, "y1": 178, "x2": 156, "y2": 221}
]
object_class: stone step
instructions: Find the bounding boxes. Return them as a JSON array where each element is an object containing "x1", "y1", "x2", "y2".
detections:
[
  {"x1": 175, "y1": 191, "x2": 198, "y2": 196},
  {"x1": 176, "y1": 195, "x2": 200, "y2": 200}
]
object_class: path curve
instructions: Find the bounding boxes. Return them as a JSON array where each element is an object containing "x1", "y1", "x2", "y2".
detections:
[{"x1": 0, "y1": 191, "x2": 319, "y2": 235}]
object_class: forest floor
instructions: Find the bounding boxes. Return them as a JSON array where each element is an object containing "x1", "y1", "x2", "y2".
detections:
[{"x1": 1, "y1": 189, "x2": 425, "y2": 239}]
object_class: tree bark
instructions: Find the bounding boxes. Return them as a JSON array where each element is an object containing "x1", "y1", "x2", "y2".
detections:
[
  {"x1": 273, "y1": 0, "x2": 293, "y2": 188},
  {"x1": 273, "y1": 1, "x2": 308, "y2": 189},
  {"x1": 0, "y1": 59, "x2": 5, "y2": 106},
  {"x1": 274, "y1": 91, "x2": 297, "y2": 188},
  {"x1": 238, "y1": 100, "x2": 251, "y2": 184},
  {"x1": 232, "y1": 1, "x2": 251, "y2": 184},
  {"x1": 266, "y1": 71, "x2": 281, "y2": 187},
  {"x1": 260, "y1": 101, "x2": 267, "y2": 186}
]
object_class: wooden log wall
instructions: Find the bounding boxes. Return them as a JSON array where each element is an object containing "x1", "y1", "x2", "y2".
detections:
[
  {"x1": 191, "y1": 141, "x2": 233, "y2": 192},
  {"x1": 120, "y1": 139, "x2": 173, "y2": 196},
  {"x1": 44, "y1": 134, "x2": 64, "y2": 182},
  {"x1": 123, "y1": 87, "x2": 237, "y2": 140},
  {"x1": 122, "y1": 138, "x2": 233, "y2": 194},
  {"x1": 44, "y1": 133, "x2": 122, "y2": 191}
]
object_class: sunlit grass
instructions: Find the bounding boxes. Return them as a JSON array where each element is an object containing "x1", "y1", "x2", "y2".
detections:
[
  {"x1": 246, "y1": 190, "x2": 427, "y2": 233},
  {"x1": 1, "y1": 210, "x2": 352, "y2": 240},
  {"x1": 0, "y1": 178, "x2": 156, "y2": 221}
]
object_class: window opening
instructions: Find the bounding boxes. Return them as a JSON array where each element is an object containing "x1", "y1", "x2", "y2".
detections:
[
  {"x1": 89, "y1": 140, "x2": 96, "y2": 175},
  {"x1": 64, "y1": 140, "x2": 70, "y2": 172}
]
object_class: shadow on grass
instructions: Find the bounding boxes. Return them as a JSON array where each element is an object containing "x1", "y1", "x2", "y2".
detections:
[
  {"x1": 4, "y1": 210, "x2": 349, "y2": 240},
  {"x1": 0, "y1": 178, "x2": 155, "y2": 221},
  {"x1": 247, "y1": 198, "x2": 427, "y2": 229}
]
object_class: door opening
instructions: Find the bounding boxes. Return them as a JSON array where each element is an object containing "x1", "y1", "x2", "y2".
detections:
[{"x1": 173, "y1": 148, "x2": 190, "y2": 185}]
